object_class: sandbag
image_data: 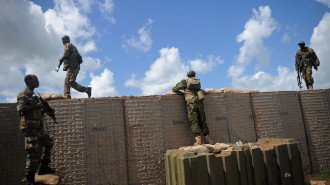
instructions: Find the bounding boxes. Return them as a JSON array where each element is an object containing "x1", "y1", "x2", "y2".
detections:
[
  {"x1": 179, "y1": 145, "x2": 209, "y2": 153},
  {"x1": 35, "y1": 174, "x2": 60, "y2": 185},
  {"x1": 40, "y1": 93, "x2": 64, "y2": 101},
  {"x1": 204, "y1": 143, "x2": 231, "y2": 153}
]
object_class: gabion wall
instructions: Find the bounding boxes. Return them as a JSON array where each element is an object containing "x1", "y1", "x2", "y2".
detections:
[{"x1": 0, "y1": 90, "x2": 329, "y2": 184}]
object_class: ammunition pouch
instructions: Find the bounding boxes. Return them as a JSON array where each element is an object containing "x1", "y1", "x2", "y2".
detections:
[
  {"x1": 197, "y1": 90, "x2": 205, "y2": 101},
  {"x1": 302, "y1": 59, "x2": 313, "y2": 67},
  {"x1": 63, "y1": 60, "x2": 78, "y2": 71}
]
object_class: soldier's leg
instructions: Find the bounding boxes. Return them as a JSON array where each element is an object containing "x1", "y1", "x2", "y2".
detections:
[
  {"x1": 69, "y1": 67, "x2": 89, "y2": 93},
  {"x1": 187, "y1": 103, "x2": 202, "y2": 136},
  {"x1": 38, "y1": 132, "x2": 55, "y2": 175},
  {"x1": 21, "y1": 128, "x2": 42, "y2": 180},
  {"x1": 64, "y1": 70, "x2": 72, "y2": 98},
  {"x1": 301, "y1": 68, "x2": 309, "y2": 89},
  {"x1": 306, "y1": 65, "x2": 314, "y2": 90},
  {"x1": 39, "y1": 132, "x2": 53, "y2": 161},
  {"x1": 197, "y1": 101, "x2": 210, "y2": 136}
]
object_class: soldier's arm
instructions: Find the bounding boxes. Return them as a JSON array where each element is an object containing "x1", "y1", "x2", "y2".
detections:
[
  {"x1": 172, "y1": 80, "x2": 187, "y2": 92},
  {"x1": 295, "y1": 52, "x2": 301, "y2": 71},
  {"x1": 58, "y1": 44, "x2": 71, "y2": 62},
  {"x1": 312, "y1": 50, "x2": 320, "y2": 66},
  {"x1": 17, "y1": 95, "x2": 44, "y2": 114}
]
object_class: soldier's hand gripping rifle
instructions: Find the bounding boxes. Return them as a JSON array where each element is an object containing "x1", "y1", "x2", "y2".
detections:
[
  {"x1": 34, "y1": 93, "x2": 58, "y2": 124},
  {"x1": 55, "y1": 60, "x2": 63, "y2": 72}
]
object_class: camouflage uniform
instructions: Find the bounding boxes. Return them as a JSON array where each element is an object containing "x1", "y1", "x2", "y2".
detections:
[
  {"x1": 172, "y1": 79, "x2": 210, "y2": 136},
  {"x1": 295, "y1": 41, "x2": 320, "y2": 89},
  {"x1": 17, "y1": 88, "x2": 53, "y2": 176},
  {"x1": 61, "y1": 42, "x2": 88, "y2": 98}
]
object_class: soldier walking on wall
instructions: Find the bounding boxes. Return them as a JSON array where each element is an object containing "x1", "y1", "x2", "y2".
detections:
[
  {"x1": 172, "y1": 71, "x2": 213, "y2": 145},
  {"x1": 295, "y1": 41, "x2": 320, "y2": 90},
  {"x1": 17, "y1": 74, "x2": 55, "y2": 185},
  {"x1": 58, "y1": 35, "x2": 92, "y2": 99}
]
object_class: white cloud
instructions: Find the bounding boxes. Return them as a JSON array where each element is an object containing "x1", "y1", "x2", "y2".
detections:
[
  {"x1": 190, "y1": 55, "x2": 224, "y2": 74},
  {"x1": 45, "y1": 0, "x2": 95, "y2": 40},
  {"x1": 98, "y1": 0, "x2": 116, "y2": 24},
  {"x1": 125, "y1": 74, "x2": 142, "y2": 88},
  {"x1": 79, "y1": 40, "x2": 97, "y2": 54},
  {"x1": 89, "y1": 68, "x2": 119, "y2": 97},
  {"x1": 125, "y1": 48, "x2": 224, "y2": 95},
  {"x1": 281, "y1": 32, "x2": 291, "y2": 44},
  {"x1": 311, "y1": 12, "x2": 330, "y2": 89},
  {"x1": 81, "y1": 57, "x2": 102, "y2": 72},
  {"x1": 315, "y1": 0, "x2": 330, "y2": 8},
  {"x1": 230, "y1": 5, "x2": 277, "y2": 79},
  {"x1": 0, "y1": 0, "x2": 106, "y2": 102},
  {"x1": 231, "y1": 66, "x2": 298, "y2": 91},
  {"x1": 123, "y1": 19, "x2": 154, "y2": 52},
  {"x1": 228, "y1": 6, "x2": 329, "y2": 92},
  {"x1": 77, "y1": 0, "x2": 93, "y2": 13},
  {"x1": 125, "y1": 47, "x2": 189, "y2": 95},
  {"x1": 228, "y1": 6, "x2": 286, "y2": 91}
]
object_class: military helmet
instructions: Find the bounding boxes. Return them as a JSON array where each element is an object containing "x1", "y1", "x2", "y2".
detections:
[
  {"x1": 187, "y1": 70, "x2": 196, "y2": 77},
  {"x1": 62, "y1": 35, "x2": 70, "y2": 43},
  {"x1": 298, "y1": 41, "x2": 305, "y2": 45}
]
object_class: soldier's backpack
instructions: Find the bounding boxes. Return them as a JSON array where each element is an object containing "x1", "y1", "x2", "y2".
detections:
[
  {"x1": 187, "y1": 77, "x2": 201, "y2": 90},
  {"x1": 77, "y1": 53, "x2": 83, "y2": 64}
]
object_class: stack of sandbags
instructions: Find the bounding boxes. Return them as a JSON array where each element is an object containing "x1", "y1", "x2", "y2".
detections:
[
  {"x1": 40, "y1": 93, "x2": 64, "y2": 101},
  {"x1": 166, "y1": 88, "x2": 259, "y2": 95},
  {"x1": 219, "y1": 88, "x2": 259, "y2": 93},
  {"x1": 178, "y1": 143, "x2": 231, "y2": 154}
]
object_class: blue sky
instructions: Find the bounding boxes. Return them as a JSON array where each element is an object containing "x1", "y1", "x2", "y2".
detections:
[{"x1": 0, "y1": 0, "x2": 329, "y2": 102}]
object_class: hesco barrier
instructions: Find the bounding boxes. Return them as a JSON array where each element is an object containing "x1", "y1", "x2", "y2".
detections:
[
  {"x1": 0, "y1": 90, "x2": 329, "y2": 184},
  {"x1": 165, "y1": 139, "x2": 305, "y2": 185}
]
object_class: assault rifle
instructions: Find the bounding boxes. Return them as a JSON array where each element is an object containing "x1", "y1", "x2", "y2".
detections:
[
  {"x1": 297, "y1": 70, "x2": 302, "y2": 89},
  {"x1": 34, "y1": 93, "x2": 58, "y2": 124},
  {"x1": 55, "y1": 60, "x2": 63, "y2": 72}
]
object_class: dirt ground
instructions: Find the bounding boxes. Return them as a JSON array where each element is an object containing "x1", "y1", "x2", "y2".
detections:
[{"x1": 310, "y1": 180, "x2": 328, "y2": 185}]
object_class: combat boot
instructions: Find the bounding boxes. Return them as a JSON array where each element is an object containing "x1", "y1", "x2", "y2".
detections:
[
  {"x1": 87, "y1": 87, "x2": 92, "y2": 98},
  {"x1": 308, "y1": 85, "x2": 313, "y2": 90},
  {"x1": 26, "y1": 172, "x2": 36, "y2": 185},
  {"x1": 38, "y1": 159, "x2": 55, "y2": 175},
  {"x1": 204, "y1": 135, "x2": 214, "y2": 144},
  {"x1": 194, "y1": 136, "x2": 202, "y2": 146}
]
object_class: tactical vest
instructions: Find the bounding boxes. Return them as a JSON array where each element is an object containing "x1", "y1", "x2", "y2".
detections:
[
  {"x1": 63, "y1": 43, "x2": 80, "y2": 70},
  {"x1": 184, "y1": 77, "x2": 205, "y2": 103},
  {"x1": 297, "y1": 47, "x2": 315, "y2": 68},
  {"x1": 18, "y1": 91, "x2": 42, "y2": 121}
]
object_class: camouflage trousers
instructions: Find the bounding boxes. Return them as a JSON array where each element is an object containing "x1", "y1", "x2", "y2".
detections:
[
  {"x1": 302, "y1": 65, "x2": 314, "y2": 88},
  {"x1": 21, "y1": 126, "x2": 53, "y2": 175},
  {"x1": 64, "y1": 66, "x2": 88, "y2": 98},
  {"x1": 186, "y1": 101, "x2": 210, "y2": 136}
]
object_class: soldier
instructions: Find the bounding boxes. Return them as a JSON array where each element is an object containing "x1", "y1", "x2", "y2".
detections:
[
  {"x1": 295, "y1": 41, "x2": 320, "y2": 90},
  {"x1": 17, "y1": 74, "x2": 55, "y2": 185},
  {"x1": 172, "y1": 71, "x2": 213, "y2": 145},
  {"x1": 58, "y1": 35, "x2": 92, "y2": 98}
]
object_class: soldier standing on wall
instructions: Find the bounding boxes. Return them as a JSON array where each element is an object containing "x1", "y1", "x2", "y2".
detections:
[
  {"x1": 172, "y1": 71, "x2": 213, "y2": 145},
  {"x1": 17, "y1": 74, "x2": 55, "y2": 185},
  {"x1": 57, "y1": 35, "x2": 92, "y2": 99},
  {"x1": 295, "y1": 41, "x2": 320, "y2": 90}
]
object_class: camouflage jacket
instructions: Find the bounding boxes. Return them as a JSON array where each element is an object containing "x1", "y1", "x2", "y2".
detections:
[
  {"x1": 295, "y1": 47, "x2": 320, "y2": 71},
  {"x1": 17, "y1": 88, "x2": 42, "y2": 128},
  {"x1": 172, "y1": 78, "x2": 199, "y2": 104},
  {"x1": 61, "y1": 43, "x2": 80, "y2": 70}
]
